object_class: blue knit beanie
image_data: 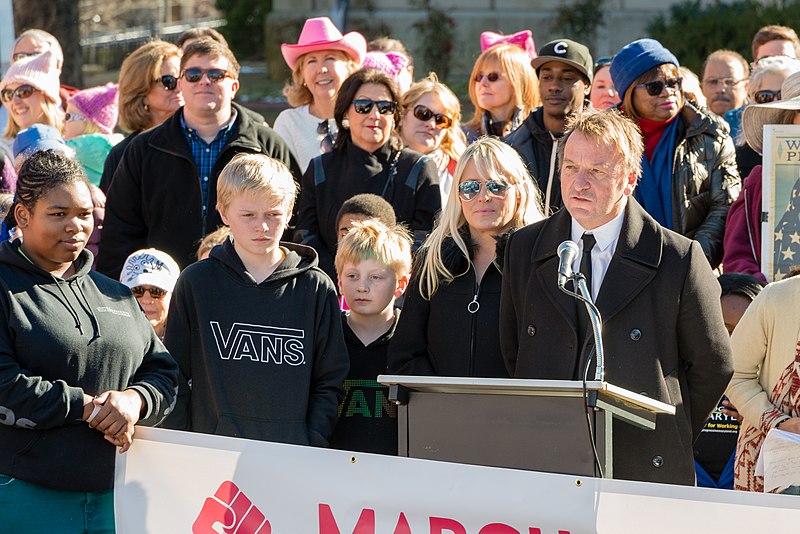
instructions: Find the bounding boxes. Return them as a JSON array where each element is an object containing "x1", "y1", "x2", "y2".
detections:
[{"x1": 610, "y1": 39, "x2": 680, "y2": 98}]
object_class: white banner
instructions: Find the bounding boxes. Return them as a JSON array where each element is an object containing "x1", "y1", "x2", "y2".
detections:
[{"x1": 115, "y1": 428, "x2": 800, "y2": 533}]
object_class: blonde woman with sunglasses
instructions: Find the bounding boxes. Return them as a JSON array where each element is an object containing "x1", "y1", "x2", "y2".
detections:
[
  {"x1": 0, "y1": 50, "x2": 62, "y2": 162},
  {"x1": 295, "y1": 68, "x2": 441, "y2": 281},
  {"x1": 463, "y1": 43, "x2": 539, "y2": 143},
  {"x1": 387, "y1": 137, "x2": 543, "y2": 378},
  {"x1": 399, "y1": 73, "x2": 467, "y2": 206}
]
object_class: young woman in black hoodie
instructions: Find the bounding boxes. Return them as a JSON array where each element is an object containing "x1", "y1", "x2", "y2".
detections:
[
  {"x1": 0, "y1": 151, "x2": 178, "y2": 532},
  {"x1": 388, "y1": 137, "x2": 544, "y2": 377}
]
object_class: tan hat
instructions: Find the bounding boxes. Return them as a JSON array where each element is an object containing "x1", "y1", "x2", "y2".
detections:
[{"x1": 743, "y1": 71, "x2": 800, "y2": 154}]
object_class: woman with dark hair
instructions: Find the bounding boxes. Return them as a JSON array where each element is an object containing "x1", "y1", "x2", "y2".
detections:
[
  {"x1": 589, "y1": 57, "x2": 620, "y2": 111},
  {"x1": 0, "y1": 151, "x2": 177, "y2": 531},
  {"x1": 295, "y1": 68, "x2": 441, "y2": 280},
  {"x1": 610, "y1": 39, "x2": 741, "y2": 268},
  {"x1": 99, "y1": 40, "x2": 183, "y2": 193}
]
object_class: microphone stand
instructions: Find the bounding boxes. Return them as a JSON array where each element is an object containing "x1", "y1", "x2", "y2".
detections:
[
  {"x1": 558, "y1": 274, "x2": 605, "y2": 382},
  {"x1": 558, "y1": 273, "x2": 607, "y2": 477}
]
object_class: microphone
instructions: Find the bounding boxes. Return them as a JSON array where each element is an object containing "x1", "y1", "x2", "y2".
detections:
[{"x1": 557, "y1": 240, "x2": 580, "y2": 288}]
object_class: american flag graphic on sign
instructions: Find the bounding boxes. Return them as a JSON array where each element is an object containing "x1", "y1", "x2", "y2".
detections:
[{"x1": 772, "y1": 177, "x2": 800, "y2": 280}]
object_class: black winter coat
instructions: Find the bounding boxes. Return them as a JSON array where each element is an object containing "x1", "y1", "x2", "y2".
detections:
[
  {"x1": 500, "y1": 199, "x2": 733, "y2": 485},
  {"x1": 663, "y1": 103, "x2": 740, "y2": 268},
  {"x1": 295, "y1": 140, "x2": 441, "y2": 280},
  {"x1": 503, "y1": 107, "x2": 562, "y2": 214},
  {"x1": 97, "y1": 103, "x2": 300, "y2": 278},
  {"x1": 387, "y1": 231, "x2": 510, "y2": 378}
]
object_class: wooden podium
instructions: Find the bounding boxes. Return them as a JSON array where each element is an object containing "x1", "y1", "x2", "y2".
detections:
[{"x1": 377, "y1": 375, "x2": 675, "y2": 478}]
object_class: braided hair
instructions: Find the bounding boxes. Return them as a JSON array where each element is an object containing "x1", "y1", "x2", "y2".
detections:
[{"x1": 4, "y1": 150, "x2": 90, "y2": 229}]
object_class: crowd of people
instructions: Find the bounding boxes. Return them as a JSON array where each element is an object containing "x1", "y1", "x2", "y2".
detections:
[{"x1": 1, "y1": 18, "x2": 800, "y2": 531}]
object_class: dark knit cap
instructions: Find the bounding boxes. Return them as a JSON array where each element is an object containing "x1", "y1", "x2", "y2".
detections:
[
  {"x1": 610, "y1": 39, "x2": 680, "y2": 98},
  {"x1": 532, "y1": 39, "x2": 594, "y2": 83}
]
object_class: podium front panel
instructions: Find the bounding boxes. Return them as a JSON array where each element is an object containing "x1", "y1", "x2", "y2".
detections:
[{"x1": 400, "y1": 391, "x2": 605, "y2": 476}]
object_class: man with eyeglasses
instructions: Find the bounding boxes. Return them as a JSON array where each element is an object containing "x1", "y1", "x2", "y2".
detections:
[
  {"x1": 700, "y1": 50, "x2": 749, "y2": 118},
  {"x1": 504, "y1": 38, "x2": 593, "y2": 215},
  {"x1": 500, "y1": 110, "x2": 733, "y2": 486},
  {"x1": 98, "y1": 39, "x2": 300, "y2": 278}
]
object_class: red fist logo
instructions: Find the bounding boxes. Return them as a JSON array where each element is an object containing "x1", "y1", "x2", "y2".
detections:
[{"x1": 193, "y1": 481, "x2": 271, "y2": 534}]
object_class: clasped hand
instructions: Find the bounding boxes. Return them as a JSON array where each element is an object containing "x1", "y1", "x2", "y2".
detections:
[{"x1": 82, "y1": 390, "x2": 144, "y2": 453}]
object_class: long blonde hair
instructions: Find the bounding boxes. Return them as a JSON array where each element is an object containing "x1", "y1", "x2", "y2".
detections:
[
  {"x1": 464, "y1": 43, "x2": 540, "y2": 132},
  {"x1": 400, "y1": 73, "x2": 466, "y2": 162},
  {"x1": 418, "y1": 137, "x2": 544, "y2": 299},
  {"x1": 4, "y1": 94, "x2": 63, "y2": 138}
]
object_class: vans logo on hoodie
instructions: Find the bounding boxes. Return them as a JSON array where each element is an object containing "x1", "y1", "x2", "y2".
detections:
[
  {"x1": 210, "y1": 322, "x2": 306, "y2": 365},
  {"x1": 96, "y1": 306, "x2": 133, "y2": 317}
]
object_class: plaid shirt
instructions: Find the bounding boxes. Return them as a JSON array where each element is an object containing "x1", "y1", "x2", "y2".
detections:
[{"x1": 180, "y1": 108, "x2": 238, "y2": 219}]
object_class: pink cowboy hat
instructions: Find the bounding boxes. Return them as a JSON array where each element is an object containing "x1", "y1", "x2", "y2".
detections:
[{"x1": 281, "y1": 17, "x2": 367, "y2": 70}]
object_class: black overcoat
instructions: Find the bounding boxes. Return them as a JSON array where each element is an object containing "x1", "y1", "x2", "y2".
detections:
[{"x1": 500, "y1": 198, "x2": 733, "y2": 485}]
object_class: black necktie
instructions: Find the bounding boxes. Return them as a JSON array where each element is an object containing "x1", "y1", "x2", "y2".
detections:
[
  {"x1": 580, "y1": 233, "x2": 596, "y2": 296},
  {"x1": 575, "y1": 233, "x2": 597, "y2": 377}
]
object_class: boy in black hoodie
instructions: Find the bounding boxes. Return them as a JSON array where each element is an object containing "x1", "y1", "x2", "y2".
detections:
[
  {"x1": 164, "y1": 154, "x2": 349, "y2": 446},
  {"x1": 330, "y1": 220, "x2": 411, "y2": 454}
]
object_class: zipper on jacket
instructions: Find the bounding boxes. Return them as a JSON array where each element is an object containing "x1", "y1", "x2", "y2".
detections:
[{"x1": 467, "y1": 269, "x2": 482, "y2": 376}]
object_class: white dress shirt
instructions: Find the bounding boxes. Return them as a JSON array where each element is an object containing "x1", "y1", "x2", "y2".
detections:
[{"x1": 570, "y1": 206, "x2": 626, "y2": 302}]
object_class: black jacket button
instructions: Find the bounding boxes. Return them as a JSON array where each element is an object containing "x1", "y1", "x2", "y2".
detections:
[
  {"x1": 630, "y1": 328, "x2": 642, "y2": 341},
  {"x1": 652, "y1": 455, "x2": 664, "y2": 468},
  {"x1": 527, "y1": 325, "x2": 536, "y2": 336}
]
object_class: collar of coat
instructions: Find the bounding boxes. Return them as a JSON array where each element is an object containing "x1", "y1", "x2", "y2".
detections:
[
  {"x1": 679, "y1": 101, "x2": 729, "y2": 140},
  {"x1": 439, "y1": 226, "x2": 515, "y2": 272},
  {"x1": 528, "y1": 199, "x2": 664, "y2": 323},
  {"x1": 530, "y1": 198, "x2": 661, "y2": 268},
  {"x1": 148, "y1": 102, "x2": 264, "y2": 155}
]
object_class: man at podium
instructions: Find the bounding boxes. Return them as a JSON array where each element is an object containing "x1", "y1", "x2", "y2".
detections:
[{"x1": 499, "y1": 110, "x2": 733, "y2": 485}]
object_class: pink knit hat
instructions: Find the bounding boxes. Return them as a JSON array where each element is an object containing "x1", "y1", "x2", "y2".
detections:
[
  {"x1": 0, "y1": 50, "x2": 61, "y2": 103},
  {"x1": 363, "y1": 51, "x2": 409, "y2": 78},
  {"x1": 68, "y1": 83, "x2": 119, "y2": 135}
]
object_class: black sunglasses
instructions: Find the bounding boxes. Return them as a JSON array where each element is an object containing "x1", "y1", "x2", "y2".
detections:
[
  {"x1": 458, "y1": 179, "x2": 511, "y2": 201},
  {"x1": 12, "y1": 52, "x2": 39, "y2": 62},
  {"x1": 1, "y1": 84, "x2": 38, "y2": 103},
  {"x1": 181, "y1": 68, "x2": 233, "y2": 84},
  {"x1": 413, "y1": 105, "x2": 453, "y2": 129},
  {"x1": 352, "y1": 99, "x2": 397, "y2": 115},
  {"x1": 157, "y1": 74, "x2": 179, "y2": 91},
  {"x1": 753, "y1": 89, "x2": 781, "y2": 104},
  {"x1": 474, "y1": 72, "x2": 501, "y2": 83},
  {"x1": 317, "y1": 120, "x2": 334, "y2": 153},
  {"x1": 634, "y1": 77, "x2": 683, "y2": 96},
  {"x1": 131, "y1": 286, "x2": 168, "y2": 300}
]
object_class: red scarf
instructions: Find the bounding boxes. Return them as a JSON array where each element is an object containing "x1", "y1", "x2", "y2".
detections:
[{"x1": 639, "y1": 114, "x2": 679, "y2": 162}]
